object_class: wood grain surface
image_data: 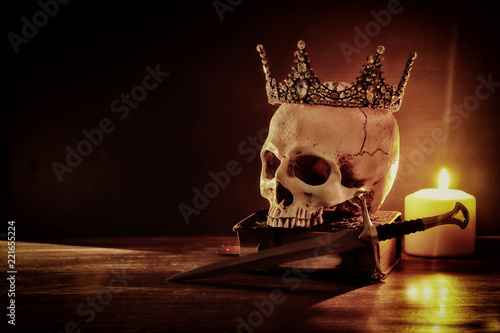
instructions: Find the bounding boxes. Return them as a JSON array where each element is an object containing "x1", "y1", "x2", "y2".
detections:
[{"x1": 2, "y1": 236, "x2": 500, "y2": 332}]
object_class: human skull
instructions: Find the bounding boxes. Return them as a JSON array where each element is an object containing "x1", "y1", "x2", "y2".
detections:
[{"x1": 260, "y1": 103, "x2": 399, "y2": 228}]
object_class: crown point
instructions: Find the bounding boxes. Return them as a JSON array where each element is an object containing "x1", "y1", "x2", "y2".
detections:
[
  {"x1": 296, "y1": 80, "x2": 309, "y2": 99},
  {"x1": 257, "y1": 40, "x2": 415, "y2": 112},
  {"x1": 298, "y1": 62, "x2": 307, "y2": 73}
]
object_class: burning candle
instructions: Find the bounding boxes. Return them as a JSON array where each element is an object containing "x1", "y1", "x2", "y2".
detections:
[{"x1": 404, "y1": 169, "x2": 476, "y2": 257}]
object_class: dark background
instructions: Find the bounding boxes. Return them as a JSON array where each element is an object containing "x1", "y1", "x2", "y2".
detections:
[{"x1": 3, "y1": 0, "x2": 500, "y2": 239}]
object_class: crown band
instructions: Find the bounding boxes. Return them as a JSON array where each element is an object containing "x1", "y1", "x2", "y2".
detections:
[{"x1": 256, "y1": 40, "x2": 417, "y2": 112}]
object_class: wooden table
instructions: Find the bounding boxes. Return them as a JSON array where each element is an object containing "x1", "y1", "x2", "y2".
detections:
[{"x1": 3, "y1": 236, "x2": 500, "y2": 332}]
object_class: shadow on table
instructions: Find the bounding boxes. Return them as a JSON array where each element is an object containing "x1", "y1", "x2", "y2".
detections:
[
  {"x1": 164, "y1": 269, "x2": 382, "y2": 333},
  {"x1": 169, "y1": 267, "x2": 377, "y2": 294}
]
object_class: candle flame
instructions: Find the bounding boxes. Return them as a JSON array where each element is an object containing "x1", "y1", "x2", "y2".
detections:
[{"x1": 439, "y1": 168, "x2": 450, "y2": 190}]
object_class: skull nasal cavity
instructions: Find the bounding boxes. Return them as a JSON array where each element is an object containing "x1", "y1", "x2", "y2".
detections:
[
  {"x1": 263, "y1": 150, "x2": 281, "y2": 179},
  {"x1": 277, "y1": 182, "x2": 294, "y2": 207}
]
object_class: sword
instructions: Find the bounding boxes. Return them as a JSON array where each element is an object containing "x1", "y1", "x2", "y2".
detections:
[{"x1": 168, "y1": 191, "x2": 469, "y2": 281}]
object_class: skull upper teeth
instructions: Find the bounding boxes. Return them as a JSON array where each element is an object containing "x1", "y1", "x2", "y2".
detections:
[{"x1": 266, "y1": 206, "x2": 323, "y2": 228}]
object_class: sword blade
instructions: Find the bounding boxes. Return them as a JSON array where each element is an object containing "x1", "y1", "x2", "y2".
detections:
[
  {"x1": 168, "y1": 228, "x2": 365, "y2": 281},
  {"x1": 168, "y1": 203, "x2": 470, "y2": 282}
]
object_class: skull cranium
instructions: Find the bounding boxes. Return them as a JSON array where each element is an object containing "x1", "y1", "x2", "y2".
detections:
[{"x1": 260, "y1": 103, "x2": 399, "y2": 228}]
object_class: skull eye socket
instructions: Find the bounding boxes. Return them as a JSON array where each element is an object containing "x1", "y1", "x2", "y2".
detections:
[
  {"x1": 263, "y1": 150, "x2": 281, "y2": 179},
  {"x1": 338, "y1": 158, "x2": 366, "y2": 188},
  {"x1": 291, "y1": 155, "x2": 331, "y2": 186}
]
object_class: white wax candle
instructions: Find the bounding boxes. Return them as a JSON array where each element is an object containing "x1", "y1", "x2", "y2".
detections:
[{"x1": 404, "y1": 169, "x2": 476, "y2": 257}]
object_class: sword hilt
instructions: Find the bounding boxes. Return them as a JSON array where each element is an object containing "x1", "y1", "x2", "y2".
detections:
[
  {"x1": 376, "y1": 202, "x2": 469, "y2": 242},
  {"x1": 376, "y1": 218, "x2": 424, "y2": 242},
  {"x1": 354, "y1": 191, "x2": 470, "y2": 280}
]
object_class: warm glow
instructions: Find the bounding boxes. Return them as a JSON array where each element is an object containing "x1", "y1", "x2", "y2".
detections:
[
  {"x1": 438, "y1": 168, "x2": 450, "y2": 190},
  {"x1": 403, "y1": 274, "x2": 464, "y2": 330}
]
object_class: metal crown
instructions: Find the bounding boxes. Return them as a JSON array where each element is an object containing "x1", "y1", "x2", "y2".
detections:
[{"x1": 256, "y1": 40, "x2": 417, "y2": 112}]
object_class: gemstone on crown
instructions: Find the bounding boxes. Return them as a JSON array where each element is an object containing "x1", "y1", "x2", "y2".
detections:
[{"x1": 256, "y1": 40, "x2": 417, "y2": 113}]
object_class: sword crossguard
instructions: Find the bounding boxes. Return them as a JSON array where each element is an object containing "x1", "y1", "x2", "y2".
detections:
[
  {"x1": 354, "y1": 190, "x2": 387, "y2": 280},
  {"x1": 355, "y1": 191, "x2": 378, "y2": 244}
]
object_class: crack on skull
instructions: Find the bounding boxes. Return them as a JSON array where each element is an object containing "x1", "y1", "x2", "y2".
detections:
[
  {"x1": 353, "y1": 109, "x2": 389, "y2": 157},
  {"x1": 357, "y1": 108, "x2": 368, "y2": 155},
  {"x1": 353, "y1": 148, "x2": 389, "y2": 157},
  {"x1": 340, "y1": 149, "x2": 389, "y2": 159}
]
